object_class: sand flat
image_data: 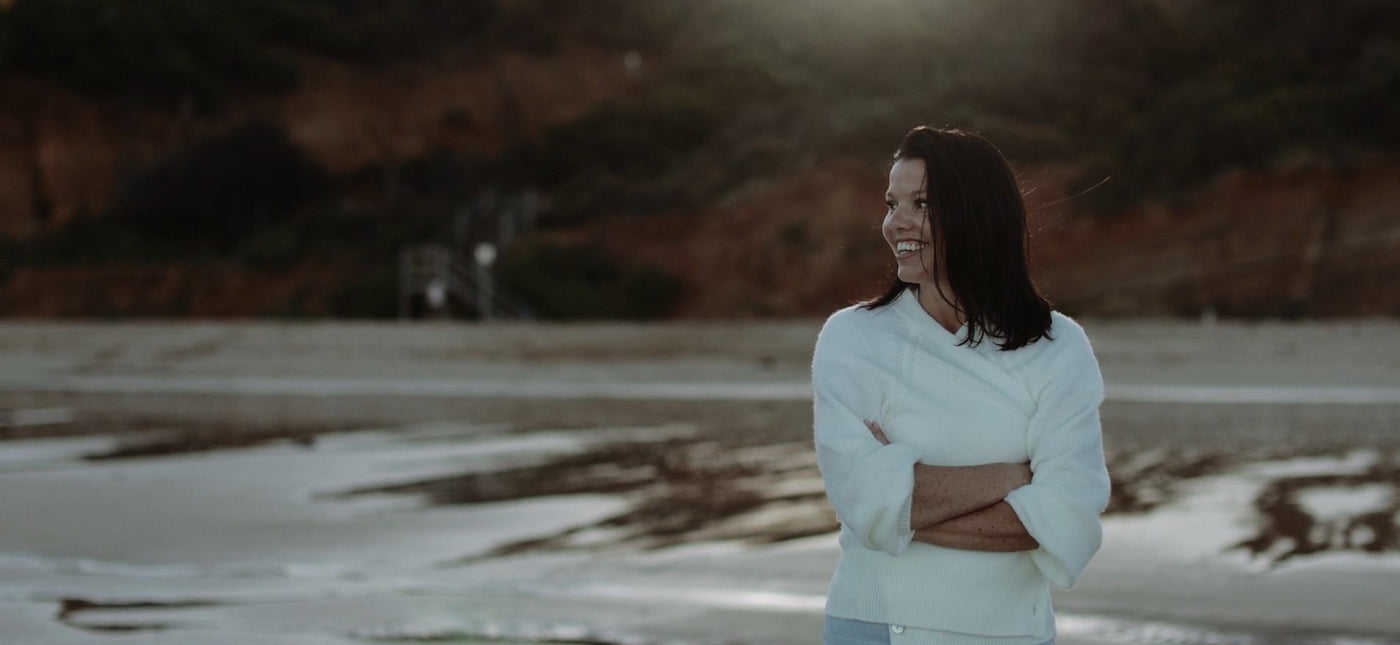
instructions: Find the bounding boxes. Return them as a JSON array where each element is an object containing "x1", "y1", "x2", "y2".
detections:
[{"x1": 0, "y1": 319, "x2": 1398, "y2": 644}]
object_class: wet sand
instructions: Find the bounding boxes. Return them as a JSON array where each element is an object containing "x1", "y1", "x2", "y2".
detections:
[{"x1": 0, "y1": 318, "x2": 1398, "y2": 644}]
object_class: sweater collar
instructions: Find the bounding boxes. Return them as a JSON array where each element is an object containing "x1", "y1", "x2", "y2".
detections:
[{"x1": 893, "y1": 287, "x2": 969, "y2": 345}]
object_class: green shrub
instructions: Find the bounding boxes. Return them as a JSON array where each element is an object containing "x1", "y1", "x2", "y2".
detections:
[
  {"x1": 623, "y1": 264, "x2": 684, "y2": 319},
  {"x1": 105, "y1": 120, "x2": 328, "y2": 254},
  {"x1": 235, "y1": 224, "x2": 303, "y2": 270},
  {"x1": 487, "y1": 84, "x2": 724, "y2": 225},
  {"x1": 329, "y1": 264, "x2": 399, "y2": 319},
  {"x1": 499, "y1": 241, "x2": 683, "y2": 319}
]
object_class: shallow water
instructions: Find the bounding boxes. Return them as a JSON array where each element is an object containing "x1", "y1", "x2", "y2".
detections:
[{"x1": 1, "y1": 416, "x2": 1397, "y2": 645}]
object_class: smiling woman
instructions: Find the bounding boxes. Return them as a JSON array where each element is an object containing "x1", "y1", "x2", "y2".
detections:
[
  {"x1": 883, "y1": 158, "x2": 938, "y2": 295},
  {"x1": 868, "y1": 127, "x2": 1052, "y2": 350},
  {"x1": 812, "y1": 126, "x2": 1110, "y2": 645}
]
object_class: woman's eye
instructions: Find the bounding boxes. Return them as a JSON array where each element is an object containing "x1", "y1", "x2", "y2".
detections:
[
  {"x1": 884, "y1": 201, "x2": 897, "y2": 211},
  {"x1": 915, "y1": 200, "x2": 928, "y2": 211}
]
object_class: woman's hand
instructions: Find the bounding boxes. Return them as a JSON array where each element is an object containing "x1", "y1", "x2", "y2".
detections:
[{"x1": 864, "y1": 420, "x2": 890, "y2": 445}]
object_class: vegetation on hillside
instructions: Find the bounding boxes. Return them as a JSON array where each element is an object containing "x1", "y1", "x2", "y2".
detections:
[
  {"x1": 476, "y1": 0, "x2": 1400, "y2": 222},
  {"x1": 0, "y1": 0, "x2": 498, "y2": 110},
  {"x1": 3, "y1": 0, "x2": 1398, "y2": 317}
]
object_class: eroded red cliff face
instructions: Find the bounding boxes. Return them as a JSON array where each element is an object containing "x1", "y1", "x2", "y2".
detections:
[
  {"x1": 562, "y1": 160, "x2": 1400, "y2": 318},
  {"x1": 1034, "y1": 163, "x2": 1400, "y2": 318},
  {"x1": 0, "y1": 44, "x2": 637, "y2": 239}
]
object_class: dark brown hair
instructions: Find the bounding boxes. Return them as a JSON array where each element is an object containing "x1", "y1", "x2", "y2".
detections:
[{"x1": 863, "y1": 126, "x2": 1052, "y2": 351}]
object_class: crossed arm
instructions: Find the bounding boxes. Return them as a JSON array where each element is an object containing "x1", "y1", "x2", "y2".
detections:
[{"x1": 865, "y1": 421, "x2": 1039, "y2": 552}]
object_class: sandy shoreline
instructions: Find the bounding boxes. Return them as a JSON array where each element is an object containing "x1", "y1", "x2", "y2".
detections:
[{"x1": 1, "y1": 319, "x2": 1398, "y2": 644}]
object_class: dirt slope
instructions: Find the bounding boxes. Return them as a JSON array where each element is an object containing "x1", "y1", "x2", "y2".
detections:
[{"x1": 563, "y1": 159, "x2": 1400, "y2": 318}]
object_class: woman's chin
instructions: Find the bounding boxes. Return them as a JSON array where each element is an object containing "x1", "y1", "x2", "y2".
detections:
[{"x1": 895, "y1": 268, "x2": 931, "y2": 285}]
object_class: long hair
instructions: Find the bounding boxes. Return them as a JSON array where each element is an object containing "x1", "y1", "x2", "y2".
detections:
[{"x1": 863, "y1": 126, "x2": 1052, "y2": 351}]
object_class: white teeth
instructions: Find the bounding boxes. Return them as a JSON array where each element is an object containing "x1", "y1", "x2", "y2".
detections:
[{"x1": 896, "y1": 241, "x2": 927, "y2": 253}]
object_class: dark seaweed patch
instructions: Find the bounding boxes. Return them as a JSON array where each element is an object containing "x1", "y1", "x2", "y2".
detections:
[
  {"x1": 55, "y1": 598, "x2": 221, "y2": 634},
  {"x1": 1233, "y1": 457, "x2": 1400, "y2": 564},
  {"x1": 340, "y1": 438, "x2": 836, "y2": 557},
  {"x1": 1105, "y1": 448, "x2": 1234, "y2": 514}
]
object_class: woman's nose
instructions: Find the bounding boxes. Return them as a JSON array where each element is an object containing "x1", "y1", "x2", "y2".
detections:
[{"x1": 892, "y1": 205, "x2": 920, "y2": 230}]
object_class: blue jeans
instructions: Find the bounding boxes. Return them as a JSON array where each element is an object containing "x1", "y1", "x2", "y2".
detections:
[
  {"x1": 822, "y1": 616, "x2": 1054, "y2": 645},
  {"x1": 823, "y1": 616, "x2": 890, "y2": 645}
]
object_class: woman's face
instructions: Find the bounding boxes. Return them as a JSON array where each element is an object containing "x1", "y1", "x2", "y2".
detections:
[{"x1": 882, "y1": 158, "x2": 937, "y2": 285}]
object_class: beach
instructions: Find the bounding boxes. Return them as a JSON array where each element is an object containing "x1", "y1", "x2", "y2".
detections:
[{"x1": 0, "y1": 318, "x2": 1398, "y2": 644}]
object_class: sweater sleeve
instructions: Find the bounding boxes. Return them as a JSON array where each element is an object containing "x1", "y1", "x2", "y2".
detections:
[
  {"x1": 1003, "y1": 324, "x2": 1111, "y2": 589},
  {"x1": 812, "y1": 311, "x2": 924, "y2": 556}
]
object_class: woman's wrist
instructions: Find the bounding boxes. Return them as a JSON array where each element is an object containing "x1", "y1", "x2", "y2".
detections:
[{"x1": 913, "y1": 502, "x2": 1039, "y2": 552}]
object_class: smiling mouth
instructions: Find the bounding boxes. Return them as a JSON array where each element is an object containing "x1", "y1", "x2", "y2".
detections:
[{"x1": 895, "y1": 241, "x2": 927, "y2": 257}]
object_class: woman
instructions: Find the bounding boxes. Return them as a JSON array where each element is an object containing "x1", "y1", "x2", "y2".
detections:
[{"x1": 812, "y1": 126, "x2": 1110, "y2": 645}]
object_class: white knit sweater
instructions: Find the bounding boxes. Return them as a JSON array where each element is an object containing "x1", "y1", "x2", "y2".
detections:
[{"x1": 813, "y1": 288, "x2": 1110, "y2": 643}]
